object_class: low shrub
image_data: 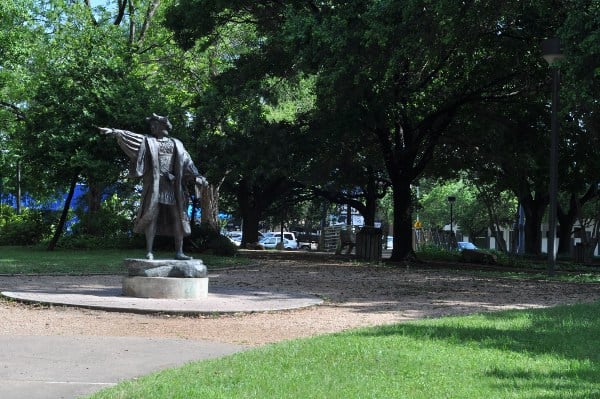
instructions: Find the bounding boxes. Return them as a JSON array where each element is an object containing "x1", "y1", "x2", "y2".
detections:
[
  {"x1": 189, "y1": 223, "x2": 238, "y2": 257},
  {"x1": 70, "y1": 207, "x2": 131, "y2": 238},
  {"x1": 0, "y1": 207, "x2": 55, "y2": 245},
  {"x1": 55, "y1": 233, "x2": 144, "y2": 250},
  {"x1": 416, "y1": 244, "x2": 460, "y2": 262}
]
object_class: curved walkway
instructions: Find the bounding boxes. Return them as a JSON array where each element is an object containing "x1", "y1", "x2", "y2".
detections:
[{"x1": 1, "y1": 274, "x2": 323, "y2": 314}]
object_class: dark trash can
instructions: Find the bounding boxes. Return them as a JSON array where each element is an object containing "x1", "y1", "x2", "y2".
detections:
[
  {"x1": 356, "y1": 227, "x2": 382, "y2": 261},
  {"x1": 574, "y1": 240, "x2": 597, "y2": 264},
  {"x1": 574, "y1": 243, "x2": 585, "y2": 263}
]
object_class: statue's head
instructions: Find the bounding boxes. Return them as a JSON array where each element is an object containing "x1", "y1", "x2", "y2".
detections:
[{"x1": 146, "y1": 113, "x2": 172, "y2": 137}]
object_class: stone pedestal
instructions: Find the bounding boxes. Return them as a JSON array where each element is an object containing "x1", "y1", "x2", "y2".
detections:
[
  {"x1": 122, "y1": 259, "x2": 209, "y2": 299},
  {"x1": 122, "y1": 276, "x2": 208, "y2": 299}
]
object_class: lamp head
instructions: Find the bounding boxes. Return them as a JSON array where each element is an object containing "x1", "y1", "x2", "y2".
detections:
[{"x1": 542, "y1": 38, "x2": 564, "y2": 65}]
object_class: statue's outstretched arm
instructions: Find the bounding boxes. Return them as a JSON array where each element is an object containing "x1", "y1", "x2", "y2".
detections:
[{"x1": 98, "y1": 127, "x2": 144, "y2": 159}]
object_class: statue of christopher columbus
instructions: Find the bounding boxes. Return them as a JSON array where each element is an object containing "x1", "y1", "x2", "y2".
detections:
[{"x1": 98, "y1": 114, "x2": 207, "y2": 261}]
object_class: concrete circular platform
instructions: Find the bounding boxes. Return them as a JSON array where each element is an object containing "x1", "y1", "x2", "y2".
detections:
[{"x1": 0, "y1": 275, "x2": 323, "y2": 314}]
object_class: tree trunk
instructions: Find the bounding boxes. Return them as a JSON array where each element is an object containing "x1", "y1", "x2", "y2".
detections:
[
  {"x1": 200, "y1": 183, "x2": 220, "y2": 233},
  {"x1": 389, "y1": 177, "x2": 414, "y2": 261},
  {"x1": 521, "y1": 194, "x2": 547, "y2": 256},
  {"x1": 557, "y1": 188, "x2": 599, "y2": 255},
  {"x1": 237, "y1": 179, "x2": 262, "y2": 245},
  {"x1": 87, "y1": 184, "x2": 103, "y2": 213},
  {"x1": 85, "y1": 182, "x2": 104, "y2": 236},
  {"x1": 491, "y1": 224, "x2": 507, "y2": 252},
  {"x1": 363, "y1": 172, "x2": 378, "y2": 227},
  {"x1": 47, "y1": 176, "x2": 78, "y2": 251},
  {"x1": 484, "y1": 200, "x2": 507, "y2": 252},
  {"x1": 363, "y1": 195, "x2": 377, "y2": 227},
  {"x1": 345, "y1": 203, "x2": 352, "y2": 226},
  {"x1": 557, "y1": 204, "x2": 577, "y2": 256},
  {"x1": 240, "y1": 204, "x2": 261, "y2": 245},
  {"x1": 237, "y1": 176, "x2": 291, "y2": 245}
]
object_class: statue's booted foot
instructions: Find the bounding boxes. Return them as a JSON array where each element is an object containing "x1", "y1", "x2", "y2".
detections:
[{"x1": 175, "y1": 252, "x2": 193, "y2": 260}]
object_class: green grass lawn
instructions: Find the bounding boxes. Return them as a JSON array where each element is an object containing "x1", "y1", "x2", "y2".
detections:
[
  {"x1": 0, "y1": 246, "x2": 252, "y2": 274},
  {"x1": 87, "y1": 301, "x2": 600, "y2": 399}
]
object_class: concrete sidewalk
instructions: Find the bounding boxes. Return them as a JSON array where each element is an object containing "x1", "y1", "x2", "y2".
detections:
[
  {"x1": 0, "y1": 335, "x2": 245, "y2": 399},
  {"x1": 0, "y1": 275, "x2": 322, "y2": 398}
]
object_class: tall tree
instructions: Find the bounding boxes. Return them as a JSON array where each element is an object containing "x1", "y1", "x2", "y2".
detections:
[
  {"x1": 9, "y1": 0, "x2": 216, "y2": 247},
  {"x1": 21, "y1": 1, "x2": 152, "y2": 246},
  {"x1": 429, "y1": 0, "x2": 600, "y2": 256},
  {"x1": 3, "y1": 0, "x2": 196, "y2": 247},
  {"x1": 163, "y1": 15, "x2": 318, "y2": 244},
  {"x1": 166, "y1": 1, "x2": 546, "y2": 260},
  {"x1": 433, "y1": 97, "x2": 551, "y2": 255},
  {"x1": 0, "y1": 0, "x2": 36, "y2": 205},
  {"x1": 555, "y1": 0, "x2": 600, "y2": 253}
]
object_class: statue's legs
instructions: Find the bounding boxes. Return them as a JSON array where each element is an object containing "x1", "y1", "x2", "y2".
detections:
[
  {"x1": 168, "y1": 205, "x2": 192, "y2": 260},
  {"x1": 144, "y1": 217, "x2": 158, "y2": 260}
]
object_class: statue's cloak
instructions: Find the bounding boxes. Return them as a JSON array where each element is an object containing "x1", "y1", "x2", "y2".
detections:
[{"x1": 115, "y1": 130, "x2": 199, "y2": 237}]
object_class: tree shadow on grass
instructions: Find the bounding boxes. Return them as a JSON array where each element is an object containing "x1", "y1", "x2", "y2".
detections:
[{"x1": 356, "y1": 301, "x2": 600, "y2": 398}]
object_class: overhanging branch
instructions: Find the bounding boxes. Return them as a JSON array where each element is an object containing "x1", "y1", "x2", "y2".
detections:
[{"x1": 0, "y1": 101, "x2": 26, "y2": 121}]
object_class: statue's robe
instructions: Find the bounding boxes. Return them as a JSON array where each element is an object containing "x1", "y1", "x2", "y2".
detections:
[{"x1": 114, "y1": 129, "x2": 200, "y2": 237}]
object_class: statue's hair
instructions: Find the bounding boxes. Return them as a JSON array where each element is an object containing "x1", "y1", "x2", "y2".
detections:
[{"x1": 146, "y1": 113, "x2": 172, "y2": 131}]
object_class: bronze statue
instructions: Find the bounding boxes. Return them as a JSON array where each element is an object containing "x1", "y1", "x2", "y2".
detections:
[{"x1": 99, "y1": 114, "x2": 207, "y2": 260}]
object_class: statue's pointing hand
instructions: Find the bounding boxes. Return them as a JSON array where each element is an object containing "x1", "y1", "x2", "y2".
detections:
[
  {"x1": 97, "y1": 127, "x2": 115, "y2": 135},
  {"x1": 195, "y1": 176, "x2": 209, "y2": 187}
]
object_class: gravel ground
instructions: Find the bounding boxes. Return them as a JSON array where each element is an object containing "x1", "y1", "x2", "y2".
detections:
[{"x1": 1, "y1": 258, "x2": 599, "y2": 347}]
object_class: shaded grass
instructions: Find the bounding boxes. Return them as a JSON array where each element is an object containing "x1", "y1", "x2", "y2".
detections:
[
  {"x1": 0, "y1": 246, "x2": 252, "y2": 274},
  {"x1": 415, "y1": 247, "x2": 600, "y2": 283},
  {"x1": 88, "y1": 302, "x2": 600, "y2": 399},
  {"x1": 470, "y1": 269, "x2": 600, "y2": 284}
]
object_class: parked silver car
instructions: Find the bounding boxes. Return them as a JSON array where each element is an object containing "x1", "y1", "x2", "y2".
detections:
[{"x1": 263, "y1": 232, "x2": 299, "y2": 249}]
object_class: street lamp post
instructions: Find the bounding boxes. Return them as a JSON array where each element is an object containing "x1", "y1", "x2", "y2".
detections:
[
  {"x1": 541, "y1": 37, "x2": 564, "y2": 275},
  {"x1": 447, "y1": 196, "x2": 456, "y2": 234},
  {"x1": 16, "y1": 158, "x2": 21, "y2": 215}
]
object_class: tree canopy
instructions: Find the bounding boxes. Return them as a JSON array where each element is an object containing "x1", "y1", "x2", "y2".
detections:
[
  {"x1": 1, "y1": 0, "x2": 597, "y2": 259},
  {"x1": 165, "y1": 0, "x2": 572, "y2": 260}
]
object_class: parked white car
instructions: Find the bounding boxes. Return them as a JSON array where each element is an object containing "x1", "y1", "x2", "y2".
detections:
[{"x1": 259, "y1": 236, "x2": 297, "y2": 250}]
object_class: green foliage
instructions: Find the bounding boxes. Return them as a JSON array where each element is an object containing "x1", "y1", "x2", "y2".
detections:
[
  {"x1": 70, "y1": 194, "x2": 133, "y2": 237},
  {"x1": 48, "y1": 192, "x2": 141, "y2": 249},
  {"x1": 165, "y1": 0, "x2": 553, "y2": 260},
  {"x1": 416, "y1": 244, "x2": 460, "y2": 262},
  {"x1": 417, "y1": 178, "x2": 517, "y2": 239},
  {"x1": 6, "y1": 0, "x2": 204, "y2": 241},
  {"x1": 54, "y1": 234, "x2": 144, "y2": 250},
  {"x1": 2, "y1": 0, "x2": 597, "y2": 261},
  {"x1": 23, "y1": 14, "x2": 147, "y2": 187},
  {"x1": 263, "y1": 76, "x2": 317, "y2": 123},
  {"x1": 208, "y1": 234, "x2": 238, "y2": 257},
  {"x1": 0, "y1": 206, "x2": 55, "y2": 245}
]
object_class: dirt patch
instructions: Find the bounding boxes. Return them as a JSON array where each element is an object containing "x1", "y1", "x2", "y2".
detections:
[{"x1": 1, "y1": 257, "x2": 599, "y2": 346}]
